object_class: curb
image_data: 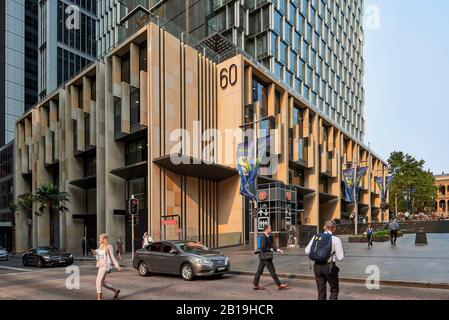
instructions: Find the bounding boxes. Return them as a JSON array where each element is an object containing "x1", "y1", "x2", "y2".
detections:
[{"x1": 229, "y1": 271, "x2": 449, "y2": 290}]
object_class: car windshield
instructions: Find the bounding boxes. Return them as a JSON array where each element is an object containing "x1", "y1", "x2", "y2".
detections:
[
  {"x1": 176, "y1": 242, "x2": 209, "y2": 253},
  {"x1": 37, "y1": 247, "x2": 58, "y2": 254}
]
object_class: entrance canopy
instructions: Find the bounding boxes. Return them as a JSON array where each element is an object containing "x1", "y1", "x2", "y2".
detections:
[
  {"x1": 69, "y1": 175, "x2": 96, "y2": 189},
  {"x1": 319, "y1": 192, "x2": 338, "y2": 204},
  {"x1": 110, "y1": 161, "x2": 148, "y2": 180},
  {"x1": 153, "y1": 154, "x2": 238, "y2": 182}
]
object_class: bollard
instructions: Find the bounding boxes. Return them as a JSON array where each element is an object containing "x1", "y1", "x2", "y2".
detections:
[{"x1": 415, "y1": 230, "x2": 428, "y2": 246}]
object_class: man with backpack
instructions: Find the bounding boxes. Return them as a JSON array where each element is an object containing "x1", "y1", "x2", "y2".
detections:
[
  {"x1": 305, "y1": 220, "x2": 344, "y2": 300},
  {"x1": 253, "y1": 224, "x2": 289, "y2": 290}
]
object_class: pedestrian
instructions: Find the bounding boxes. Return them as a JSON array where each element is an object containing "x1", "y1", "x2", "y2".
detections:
[
  {"x1": 91, "y1": 233, "x2": 123, "y2": 300},
  {"x1": 305, "y1": 220, "x2": 344, "y2": 300},
  {"x1": 287, "y1": 225, "x2": 297, "y2": 247},
  {"x1": 349, "y1": 213, "x2": 355, "y2": 224},
  {"x1": 115, "y1": 237, "x2": 124, "y2": 260},
  {"x1": 366, "y1": 224, "x2": 374, "y2": 247},
  {"x1": 253, "y1": 225, "x2": 289, "y2": 291},
  {"x1": 142, "y1": 232, "x2": 154, "y2": 248},
  {"x1": 81, "y1": 237, "x2": 86, "y2": 256},
  {"x1": 389, "y1": 219, "x2": 400, "y2": 246}
]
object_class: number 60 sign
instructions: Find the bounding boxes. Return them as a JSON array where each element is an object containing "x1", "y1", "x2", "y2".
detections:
[{"x1": 220, "y1": 64, "x2": 238, "y2": 89}]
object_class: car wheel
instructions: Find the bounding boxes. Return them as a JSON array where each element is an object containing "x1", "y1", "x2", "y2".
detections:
[
  {"x1": 138, "y1": 261, "x2": 150, "y2": 277},
  {"x1": 181, "y1": 263, "x2": 194, "y2": 281},
  {"x1": 65, "y1": 261, "x2": 73, "y2": 267},
  {"x1": 36, "y1": 258, "x2": 44, "y2": 268}
]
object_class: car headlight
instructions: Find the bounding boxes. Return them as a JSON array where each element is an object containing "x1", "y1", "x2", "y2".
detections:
[
  {"x1": 42, "y1": 255, "x2": 51, "y2": 261},
  {"x1": 69, "y1": 254, "x2": 73, "y2": 259},
  {"x1": 225, "y1": 257, "x2": 229, "y2": 265},
  {"x1": 195, "y1": 258, "x2": 213, "y2": 266}
]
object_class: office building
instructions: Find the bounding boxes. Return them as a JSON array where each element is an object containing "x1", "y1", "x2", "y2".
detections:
[
  {"x1": 14, "y1": 16, "x2": 388, "y2": 252},
  {"x1": 38, "y1": 0, "x2": 97, "y2": 99},
  {"x1": 98, "y1": 0, "x2": 365, "y2": 142}
]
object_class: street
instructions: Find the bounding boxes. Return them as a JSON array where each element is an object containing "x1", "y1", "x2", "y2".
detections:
[{"x1": 1, "y1": 257, "x2": 449, "y2": 300}]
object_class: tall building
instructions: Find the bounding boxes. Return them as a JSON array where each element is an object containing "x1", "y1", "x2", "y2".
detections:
[
  {"x1": 38, "y1": 0, "x2": 97, "y2": 99},
  {"x1": 0, "y1": 1, "x2": 38, "y2": 252},
  {"x1": 98, "y1": 0, "x2": 365, "y2": 142},
  {"x1": 14, "y1": 16, "x2": 388, "y2": 253}
]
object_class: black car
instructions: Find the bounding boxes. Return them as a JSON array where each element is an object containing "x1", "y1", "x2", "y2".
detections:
[
  {"x1": 22, "y1": 247, "x2": 74, "y2": 268},
  {"x1": 133, "y1": 241, "x2": 231, "y2": 281}
]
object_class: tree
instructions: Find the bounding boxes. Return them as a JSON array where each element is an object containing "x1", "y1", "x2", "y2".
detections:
[
  {"x1": 11, "y1": 193, "x2": 36, "y2": 249},
  {"x1": 388, "y1": 151, "x2": 437, "y2": 214},
  {"x1": 34, "y1": 183, "x2": 70, "y2": 247}
]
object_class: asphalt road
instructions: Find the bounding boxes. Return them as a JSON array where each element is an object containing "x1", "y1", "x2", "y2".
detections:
[{"x1": 1, "y1": 257, "x2": 449, "y2": 300}]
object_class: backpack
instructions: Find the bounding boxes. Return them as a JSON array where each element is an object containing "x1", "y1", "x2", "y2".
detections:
[{"x1": 308, "y1": 233, "x2": 333, "y2": 263}]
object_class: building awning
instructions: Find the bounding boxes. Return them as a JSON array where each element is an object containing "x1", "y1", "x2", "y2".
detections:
[
  {"x1": 69, "y1": 175, "x2": 96, "y2": 190},
  {"x1": 153, "y1": 154, "x2": 238, "y2": 182},
  {"x1": 292, "y1": 185, "x2": 316, "y2": 198},
  {"x1": 110, "y1": 161, "x2": 148, "y2": 180},
  {"x1": 289, "y1": 160, "x2": 308, "y2": 171},
  {"x1": 319, "y1": 192, "x2": 338, "y2": 204},
  {"x1": 359, "y1": 203, "x2": 370, "y2": 211},
  {"x1": 371, "y1": 206, "x2": 381, "y2": 212}
]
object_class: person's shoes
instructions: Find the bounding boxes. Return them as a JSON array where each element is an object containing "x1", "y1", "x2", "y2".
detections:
[
  {"x1": 253, "y1": 285, "x2": 265, "y2": 290},
  {"x1": 277, "y1": 283, "x2": 289, "y2": 290},
  {"x1": 113, "y1": 289, "x2": 121, "y2": 299}
]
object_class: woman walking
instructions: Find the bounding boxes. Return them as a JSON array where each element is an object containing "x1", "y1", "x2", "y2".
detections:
[{"x1": 92, "y1": 233, "x2": 123, "y2": 300}]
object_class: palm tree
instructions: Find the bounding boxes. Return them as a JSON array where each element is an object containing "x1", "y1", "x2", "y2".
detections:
[
  {"x1": 11, "y1": 193, "x2": 36, "y2": 249},
  {"x1": 34, "y1": 183, "x2": 70, "y2": 248}
]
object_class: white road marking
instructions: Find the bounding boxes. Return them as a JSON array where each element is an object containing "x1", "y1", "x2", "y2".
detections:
[{"x1": 0, "y1": 265, "x2": 33, "y2": 272}]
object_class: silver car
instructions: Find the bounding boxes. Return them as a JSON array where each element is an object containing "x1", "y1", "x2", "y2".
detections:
[
  {"x1": 133, "y1": 240, "x2": 231, "y2": 281},
  {"x1": 0, "y1": 248, "x2": 8, "y2": 261}
]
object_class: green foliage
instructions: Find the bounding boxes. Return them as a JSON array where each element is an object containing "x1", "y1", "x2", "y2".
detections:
[
  {"x1": 388, "y1": 151, "x2": 437, "y2": 213},
  {"x1": 34, "y1": 183, "x2": 70, "y2": 216},
  {"x1": 12, "y1": 193, "x2": 36, "y2": 219}
]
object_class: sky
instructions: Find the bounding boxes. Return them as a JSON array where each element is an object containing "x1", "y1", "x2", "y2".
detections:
[{"x1": 363, "y1": 0, "x2": 449, "y2": 174}]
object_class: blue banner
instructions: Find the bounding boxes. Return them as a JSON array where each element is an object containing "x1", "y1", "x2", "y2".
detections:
[
  {"x1": 375, "y1": 175, "x2": 394, "y2": 203},
  {"x1": 343, "y1": 168, "x2": 355, "y2": 202},
  {"x1": 236, "y1": 136, "x2": 270, "y2": 202},
  {"x1": 356, "y1": 167, "x2": 368, "y2": 200},
  {"x1": 375, "y1": 176, "x2": 385, "y2": 202}
]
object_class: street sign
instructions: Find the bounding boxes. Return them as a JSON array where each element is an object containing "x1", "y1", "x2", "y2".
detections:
[
  {"x1": 257, "y1": 206, "x2": 269, "y2": 231},
  {"x1": 285, "y1": 209, "x2": 292, "y2": 226},
  {"x1": 162, "y1": 219, "x2": 177, "y2": 226}
]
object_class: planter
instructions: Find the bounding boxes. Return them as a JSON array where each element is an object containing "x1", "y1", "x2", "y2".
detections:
[{"x1": 348, "y1": 233, "x2": 403, "y2": 243}]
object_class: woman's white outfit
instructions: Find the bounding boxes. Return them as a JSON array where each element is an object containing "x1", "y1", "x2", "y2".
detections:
[{"x1": 95, "y1": 244, "x2": 120, "y2": 294}]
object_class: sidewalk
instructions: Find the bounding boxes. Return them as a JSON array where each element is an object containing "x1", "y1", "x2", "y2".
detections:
[{"x1": 222, "y1": 234, "x2": 449, "y2": 289}]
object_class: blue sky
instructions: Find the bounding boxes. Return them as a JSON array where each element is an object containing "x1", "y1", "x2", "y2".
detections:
[{"x1": 363, "y1": 0, "x2": 449, "y2": 174}]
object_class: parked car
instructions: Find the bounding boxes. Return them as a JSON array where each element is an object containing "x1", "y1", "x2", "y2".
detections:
[
  {"x1": 22, "y1": 247, "x2": 73, "y2": 268},
  {"x1": 0, "y1": 247, "x2": 8, "y2": 261},
  {"x1": 133, "y1": 240, "x2": 230, "y2": 281}
]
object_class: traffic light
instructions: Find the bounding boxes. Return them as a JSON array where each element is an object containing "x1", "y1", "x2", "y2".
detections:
[{"x1": 129, "y1": 197, "x2": 139, "y2": 216}]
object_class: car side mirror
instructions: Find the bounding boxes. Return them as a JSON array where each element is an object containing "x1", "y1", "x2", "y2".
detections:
[{"x1": 169, "y1": 248, "x2": 179, "y2": 255}]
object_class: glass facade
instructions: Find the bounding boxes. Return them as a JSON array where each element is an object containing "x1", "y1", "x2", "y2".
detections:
[
  {"x1": 202, "y1": 0, "x2": 365, "y2": 141},
  {"x1": 113, "y1": 0, "x2": 364, "y2": 141}
]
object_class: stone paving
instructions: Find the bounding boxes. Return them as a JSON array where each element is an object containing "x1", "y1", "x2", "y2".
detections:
[{"x1": 223, "y1": 234, "x2": 449, "y2": 284}]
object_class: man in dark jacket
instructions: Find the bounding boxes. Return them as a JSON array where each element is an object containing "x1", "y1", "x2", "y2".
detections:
[{"x1": 253, "y1": 224, "x2": 289, "y2": 290}]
